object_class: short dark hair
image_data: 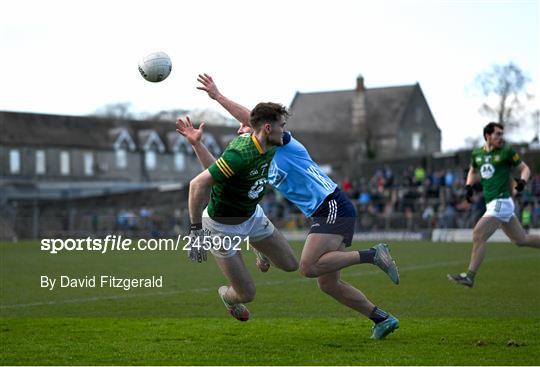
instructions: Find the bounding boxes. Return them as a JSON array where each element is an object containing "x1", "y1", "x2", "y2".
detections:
[
  {"x1": 249, "y1": 102, "x2": 289, "y2": 129},
  {"x1": 483, "y1": 122, "x2": 504, "y2": 141}
]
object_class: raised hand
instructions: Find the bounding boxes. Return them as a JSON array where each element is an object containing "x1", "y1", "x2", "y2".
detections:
[
  {"x1": 196, "y1": 73, "x2": 221, "y2": 100},
  {"x1": 176, "y1": 116, "x2": 205, "y2": 145}
]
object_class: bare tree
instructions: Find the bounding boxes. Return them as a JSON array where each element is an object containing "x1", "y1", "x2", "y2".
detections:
[
  {"x1": 475, "y1": 62, "x2": 531, "y2": 130},
  {"x1": 531, "y1": 109, "x2": 540, "y2": 144}
]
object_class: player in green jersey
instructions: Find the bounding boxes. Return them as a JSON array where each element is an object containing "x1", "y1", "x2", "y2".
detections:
[
  {"x1": 187, "y1": 102, "x2": 298, "y2": 321},
  {"x1": 448, "y1": 122, "x2": 540, "y2": 288},
  {"x1": 179, "y1": 74, "x2": 400, "y2": 339}
]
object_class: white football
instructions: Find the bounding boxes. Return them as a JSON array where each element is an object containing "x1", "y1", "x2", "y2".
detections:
[{"x1": 138, "y1": 51, "x2": 172, "y2": 82}]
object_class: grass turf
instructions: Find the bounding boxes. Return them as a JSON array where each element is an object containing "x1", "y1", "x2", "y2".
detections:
[{"x1": 1, "y1": 240, "x2": 539, "y2": 365}]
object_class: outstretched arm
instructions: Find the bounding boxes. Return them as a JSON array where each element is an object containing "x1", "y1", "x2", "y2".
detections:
[
  {"x1": 188, "y1": 170, "x2": 214, "y2": 225},
  {"x1": 197, "y1": 73, "x2": 252, "y2": 127},
  {"x1": 176, "y1": 116, "x2": 216, "y2": 169}
]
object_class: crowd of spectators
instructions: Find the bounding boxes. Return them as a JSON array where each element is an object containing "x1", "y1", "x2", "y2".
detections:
[
  {"x1": 263, "y1": 165, "x2": 540, "y2": 232},
  {"x1": 61, "y1": 165, "x2": 540, "y2": 239}
]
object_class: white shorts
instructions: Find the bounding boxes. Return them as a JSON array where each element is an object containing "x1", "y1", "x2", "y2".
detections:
[
  {"x1": 202, "y1": 204, "x2": 275, "y2": 258},
  {"x1": 483, "y1": 197, "x2": 515, "y2": 222}
]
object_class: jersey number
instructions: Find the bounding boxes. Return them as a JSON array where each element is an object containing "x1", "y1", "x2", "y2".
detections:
[{"x1": 248, "y1": 178, "x2": 267, "y2": 199}]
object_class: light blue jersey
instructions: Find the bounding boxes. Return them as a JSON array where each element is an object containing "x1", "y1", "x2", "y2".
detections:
[{"x1": 268, "y1": 132, "x2": 337, "y2": 217}]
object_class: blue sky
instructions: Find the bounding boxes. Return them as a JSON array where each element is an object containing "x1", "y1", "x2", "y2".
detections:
[{"x1": 0, "y1": 0, "x2": 538, "y2": 150}]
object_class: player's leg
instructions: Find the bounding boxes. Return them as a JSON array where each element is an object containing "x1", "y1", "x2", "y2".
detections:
[
  {"x1": 301, "y1": 189, "x2": 399, "y2": 282},
  {"x1": 214, "y1": 251, "x2": 256, "y2": 304},
  {"x1": 247, "y1": 205, "x2": 299, "y2": 272},
  {"x1": 315, "y1": 247, "x2": 399, "y2": 339},
  {"x1": 300, "y1": 233, "x2": 399, "y2": 283},
  {"x1": 203, "y1": 208, "x2": 256, "y2": 321},
  {"x1": 317, "y1": 268, "x2": 374, "y2": 315},
  {"x1": 501, "y1": 216, "x2": 540, "y2": 248},
  {"x1": 213, "y1": 251, "x2": 255, "y2": 321},
  {"x1": 468, "y1": 216, "x2": 501, "y2": 272},
  {"x1": 300, "y1": 189, "x2": 359, "y2": 278},
  {"x1": 249, "y1": 228, "x2": 299, "y2": 272},
  {"x1": 448, "y1": 216, "x2": 500, "y2": 287},
  {"x1": 300, "y1": 233, "x2": 357, "y2": 277}
]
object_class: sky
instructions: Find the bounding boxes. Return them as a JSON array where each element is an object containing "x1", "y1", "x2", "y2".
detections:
[{"x1": 1, "y1": 0, "x2": 538, "y2": 151}]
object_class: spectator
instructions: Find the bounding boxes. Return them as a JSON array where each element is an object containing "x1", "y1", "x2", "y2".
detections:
[
  {"x1": 444, "y1": 170, "x2": 454, "y2": 187},
  {"x1": 383, "y1": 165, "x2": 394, "y2": 188},
  {"x1": 414, "y1": 166, "x2": 426, "y2": 185},
  {"x1": 422, "y1": 206, "x2": 436, "y2": 228},
  {"x1": 522, "y1": 203, "x2": 532, "y2": 232},
  {"x1": 341, "y1": 177, "x2": 353, "y2": 196},
  {"x1": 357, "y1": 185, "x2": 372, "y2": 207}
]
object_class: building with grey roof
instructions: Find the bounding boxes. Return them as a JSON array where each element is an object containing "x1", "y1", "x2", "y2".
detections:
[{"x1": 288, "y1": 76, "x2": 441, "y2": 174}]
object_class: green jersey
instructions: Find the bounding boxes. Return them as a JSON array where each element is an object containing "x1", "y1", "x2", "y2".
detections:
[
  {"x1": 207, "y1": 133, "x2": 276, "y2": 222},
  {"x1": 471, "y1": 144, "x2": 522, "y2": 204}
]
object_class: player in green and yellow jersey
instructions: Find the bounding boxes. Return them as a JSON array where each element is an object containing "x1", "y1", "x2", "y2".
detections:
[
  {"x1": 187, "y1": 102, "x2": 298, "y2": 321},
  {"x1": 448, "y1": 122, "x2": 540, "y2": 288},
  {"x1": 178, "y1": 74, "x2": 401, "y2": 339}
]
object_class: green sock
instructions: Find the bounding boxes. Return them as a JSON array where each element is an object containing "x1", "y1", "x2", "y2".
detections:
[{"x1": 466, "y1": 270, "x2": 476, "y2": 281}]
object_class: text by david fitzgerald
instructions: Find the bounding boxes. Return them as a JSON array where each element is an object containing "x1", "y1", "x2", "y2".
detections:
[{"x1": 41, "y1": 275, "x2": 163, "y2": 291}]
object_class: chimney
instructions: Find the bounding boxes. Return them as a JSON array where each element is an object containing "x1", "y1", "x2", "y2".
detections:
[
  {"x1": 356, "y1": 74, "x2": 365, "y2": 92},
  {"x1": 351, "y1": 74, "x2": 367, "y2": 157},
  {"x1": 352, "y1": 74, "x2": 366, "y2": 130}
]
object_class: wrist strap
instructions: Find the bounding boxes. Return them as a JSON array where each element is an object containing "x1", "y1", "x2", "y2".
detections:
[{"x1": 190, "y1": 223, "x2": 202, "y2": 231}]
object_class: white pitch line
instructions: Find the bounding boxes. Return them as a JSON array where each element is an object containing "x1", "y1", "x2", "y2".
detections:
[{"x1": 1, "y1": 253, "x2": 538, "y2": 309}]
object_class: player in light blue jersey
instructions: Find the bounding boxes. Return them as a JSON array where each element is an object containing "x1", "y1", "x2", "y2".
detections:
[
  {"x1": 178, "y1": 74, "x2": 400, "y2": 339},
  {"x1": 268, "y1": 132, "x2": 338, "y2": 217}
]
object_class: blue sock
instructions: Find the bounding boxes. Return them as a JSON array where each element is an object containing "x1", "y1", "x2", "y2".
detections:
[
  {"x1": 359, "y1": 248, "x2": 376, "y2": 264},
  {"x1": 369, "y1": 306, "x2": 389, "y2": 324}
]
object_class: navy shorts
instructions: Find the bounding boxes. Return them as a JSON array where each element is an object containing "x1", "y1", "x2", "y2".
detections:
[{"x1": 308, "y1": 188, "x2": 357, "y2": 247}]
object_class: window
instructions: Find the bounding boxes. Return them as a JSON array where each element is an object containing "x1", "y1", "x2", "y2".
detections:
[
  {"x1": 116, "y1": 148, "x2": 127, "y2": 169},
  {"x1": 412, "y1": 132, "x2": 422, "y2": 151},
  {"x1": 84, "y1": 152, "x2": 94, "y2": 176},
  {"x1": 145, "y1": 150, "x2": 156, "y2": 170},
  {"x1": 174, "y1": 152, "x2": 185, "y2": 171},
  {"x1": 60, "y1": 151, "x2": 70, "y2": 175},
  {"x1": 36, "y1": 150, "x2": 46, "y2": 174},
  {"x1": 9, "y1": 149, "x2": 20, "y2": 174}
]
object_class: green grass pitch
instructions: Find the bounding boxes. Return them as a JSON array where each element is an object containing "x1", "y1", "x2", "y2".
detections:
[{"x1": 1, "y1": 240, "x2": 539, "y2": 365}]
